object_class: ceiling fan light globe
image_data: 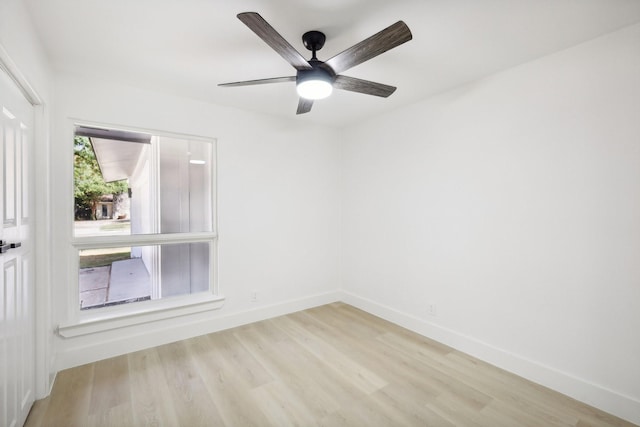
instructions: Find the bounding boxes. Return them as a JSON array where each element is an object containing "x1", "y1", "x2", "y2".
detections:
[{"x1": 297, "y1": 80, "x2": 333, "y2": 100}]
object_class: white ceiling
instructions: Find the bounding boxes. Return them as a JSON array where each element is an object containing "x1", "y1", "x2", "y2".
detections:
[{"x1": 25, "y1": 0, "x2": 640, "y2": 127}]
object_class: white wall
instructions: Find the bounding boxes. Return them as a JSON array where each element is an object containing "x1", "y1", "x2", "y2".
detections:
[
  {"x1": 341, "y1": 23, "x2": 640, "y2": 424},
  {"x1": 50, "y1": 73, "x2": 342, "y2": 369},
  {"x1": 0, "y1": 0, "x2": 50, "y2": 98}
]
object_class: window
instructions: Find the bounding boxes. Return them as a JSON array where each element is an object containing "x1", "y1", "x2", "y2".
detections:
[{"x1": 69, "y1": 124, "x2": 218, "y2": 327}]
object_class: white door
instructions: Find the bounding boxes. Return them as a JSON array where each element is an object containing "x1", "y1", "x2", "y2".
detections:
[{"x1": 0, "y1": 66, "x2": 35, "y2": 427}]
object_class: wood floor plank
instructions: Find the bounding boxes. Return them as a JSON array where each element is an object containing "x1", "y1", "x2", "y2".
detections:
[
  {"x1": 185, "y1": 332, "x2": 269, "y2": 426},
  {"x1": 379, "y1": 346, "x2": 493, "y2": 411},
  {"x1": 299, "y1": 308, "x2": 492, "y2": 408},
  {"x1": 128, "y1": 347, "x2": 180, "y2": 426},
  {"x1": 317, "y1": 393, "x2": 400, "y2": 427},
  {"x1": 25, "y1": 303, "x2": 638, "y2": 427},
  {"x1": 377, "y1": 330, "x2": 577, "y2": 426},
  {"x1": 86, "y1": 402, "x2": 135, "y2": 427},
  {"x1": 440, "y1": 356, "x2": 580, "y2": 427},
  {"x1": 207, "y1": 329, "x2": 274, "y2": 388},
  {"x1": 40, "y1": 362, "x2": 94, "y2": 427},
  {"x1": 155, "y1": 340, "x2": 225, "y2": 427},
  {"x1": 369, "y1": 384, "x2": 456, "y2": 427},
  {"x1": 270, "y1": 314, "x2": 388, "y2": 394},
  {"x1": 427, "y1": 389, "x2": 513, "y2": 427},
  {"x1": 233, "y1": 322, "x2": 347, "y2": 419},
  {"x1": 250, "y1": 380, "x2": 319, "y2": 427},
  {"x1": 88, "y1": 354, "x2": 132, "y2": 423},
  {"x1": 23, "y1": 396, "x2": 50, "y2": 427}
]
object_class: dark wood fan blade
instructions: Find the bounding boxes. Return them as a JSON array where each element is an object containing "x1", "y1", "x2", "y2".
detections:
[
  {"x1": 325, "y1": 21, "x2": 412, "y2": 75},
  {"x1": 296, "y1": 98, "x2": 313, "y2": 114},
  {"x1": 238, "y1": 12, "x2": 312, "y2": 71},
  {"x1": 218, "y1": 76, "x2": 296, "y2": 87},
  {"x1": 333, "y1": 75, "x2": 396, "y2": 97}
]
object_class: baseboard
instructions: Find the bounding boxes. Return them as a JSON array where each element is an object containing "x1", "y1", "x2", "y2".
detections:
[
  {"x1": 54, "y1": 290, "x2": 341, "y2": 372},
  {"x1": 340, "y1": 291, "x2": 640, "y2": 426}
]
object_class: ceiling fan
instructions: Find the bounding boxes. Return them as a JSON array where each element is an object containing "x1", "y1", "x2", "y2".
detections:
[{"x1": 219, "y1": 12, "x2": 413, "y2": 115}]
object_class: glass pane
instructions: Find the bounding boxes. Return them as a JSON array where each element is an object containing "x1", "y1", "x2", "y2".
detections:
[
  {"x1": 79, "y1": 242, "x2": 210, "y2": 310},
  {"x1": 159, "y1": 137, "x2": 213, "y2": 233},
  {"x1": 73, "y1": 127, "x2": 213, "y2": 237},
  {"x1": 73, "y1": 135, "x2": 134, "y2": 236}
]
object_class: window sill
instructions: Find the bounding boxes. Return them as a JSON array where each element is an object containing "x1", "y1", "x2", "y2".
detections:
[{"x1": 58, "y1": 294, "x2": 225, "y2": 338}]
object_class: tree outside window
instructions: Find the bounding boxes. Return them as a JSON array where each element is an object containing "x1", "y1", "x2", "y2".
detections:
[{"x1": 73, "y1": 136, "x2": 128, "y2": 220}]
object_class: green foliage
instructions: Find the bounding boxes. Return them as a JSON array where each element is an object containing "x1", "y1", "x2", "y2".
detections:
[
  {"x1": 79, "y1": 250, "x2": 131, "y2": 269},
  {"x1": 74, "y1": 136, "x2": 128, "y2": 220}
]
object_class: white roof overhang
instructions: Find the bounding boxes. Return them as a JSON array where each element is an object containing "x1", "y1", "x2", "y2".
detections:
[{"x1": 76, "y1": 126, "x2": 151, "y2": 183}]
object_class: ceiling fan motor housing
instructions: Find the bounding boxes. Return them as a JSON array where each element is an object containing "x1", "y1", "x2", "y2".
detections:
[
  {"x1": 297, "y1": 59, "x2": 336, "y2": 85},
  {"x1": 296, "y1": 59, "x2": 335, "y2": 99}
]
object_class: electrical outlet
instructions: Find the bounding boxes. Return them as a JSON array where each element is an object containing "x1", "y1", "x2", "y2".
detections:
[
  {"x1": 251, "y1": 291, "x2": 258, "y2": 302},
  {"x1": 427, "y1": 303, "x2": 437, "y2": 316}
]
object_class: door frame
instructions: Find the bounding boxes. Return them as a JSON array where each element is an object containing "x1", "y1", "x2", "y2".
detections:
[{"x1": 0, "y1": 43, "x2": 53, "y2": 401}]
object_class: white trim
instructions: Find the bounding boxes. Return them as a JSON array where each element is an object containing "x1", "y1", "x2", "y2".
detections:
[
  {"x1": 58, "y1": 293, "x2": 226, "y2": 338},
  {"x1": 71, "y1": 118, "x2": 214, "y2": 144},
  {"x1": 72, "y1": 231, "x2": 218, "y2": 248},
  {"x1": 34, "y1": 103, "x2": 52, "y2": 398},
  {"x1": 0, "y1": 44, "x2": 42, "y2": 106},
  {"x1": 340, "y1": 291, "x2": 640, "y2": 426},
  {"x1": 149, "y1": 136, "x2": 161, "y2": 298},
  {"x1": 55, "y1": 290, "x2": 341, "y2": 371}
]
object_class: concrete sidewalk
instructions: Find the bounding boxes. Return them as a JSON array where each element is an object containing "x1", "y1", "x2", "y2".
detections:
[
  {"x1": 79, "y1": 258, "x2": 151, "y2": 309},
  {"x1": 108, "y1": 258, "x2": 151, "y2": 302}
]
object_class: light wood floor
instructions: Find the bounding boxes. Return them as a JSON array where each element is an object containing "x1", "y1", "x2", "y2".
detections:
[{"x1": 25, "y1": 303, "x2": 636, "y2": 427}]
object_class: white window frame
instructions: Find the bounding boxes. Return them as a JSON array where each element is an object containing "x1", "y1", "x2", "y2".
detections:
[{"x1": 58, "y1": 121, "x2": 222, "y2": 338}]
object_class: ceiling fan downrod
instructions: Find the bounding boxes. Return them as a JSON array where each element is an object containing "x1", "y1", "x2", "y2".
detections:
[{"x1": 302, "y1": 30, "x2": 326, "y2": 60}]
